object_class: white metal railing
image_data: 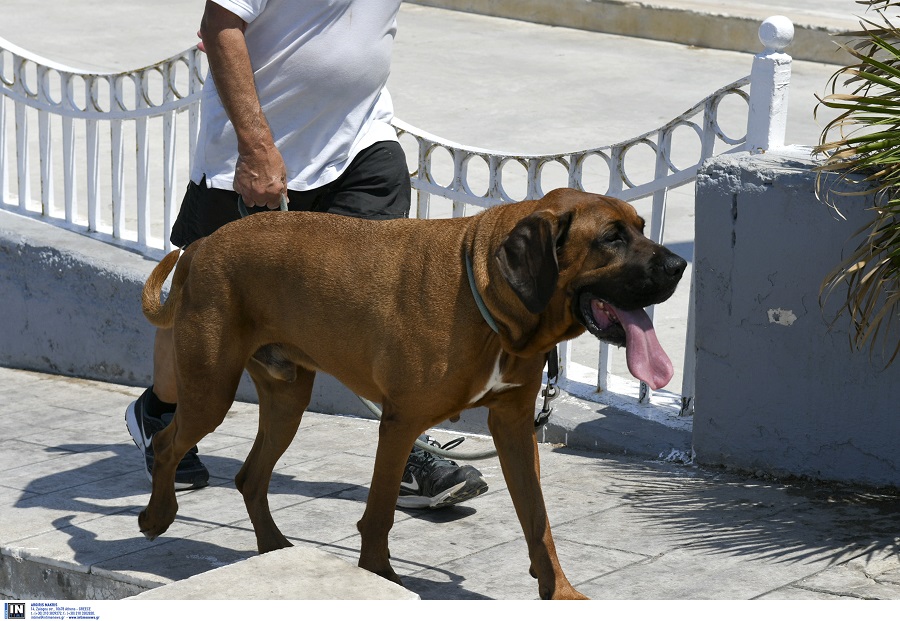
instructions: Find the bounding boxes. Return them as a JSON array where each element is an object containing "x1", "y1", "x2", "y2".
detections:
[
  {"x1": 0, "y1": 39, "x2": 206, "y2": 255},
  {"x1": 0, "y1": 17, "x2": 795, "y2": 418}
]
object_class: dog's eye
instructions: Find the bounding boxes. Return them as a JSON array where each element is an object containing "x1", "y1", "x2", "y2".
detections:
[{"x1": 602, "y1": 231, "x2": 624, "y2": 245}]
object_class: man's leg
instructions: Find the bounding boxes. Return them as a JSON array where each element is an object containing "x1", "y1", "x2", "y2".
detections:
[
  {"x1": 152, "y1": 328, "x2": 177, "y2": 403},
  {"x1": 125, "y1": 180, "x2": 240, "y2": 490},
  {"x1": 124, "y1": 327, "x2": 210, "y2": 490}
]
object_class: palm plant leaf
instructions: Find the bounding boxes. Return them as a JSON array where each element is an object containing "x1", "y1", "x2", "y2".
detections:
[{"x1": 814, "y1": 0, "x2": 900, "y2": 366}]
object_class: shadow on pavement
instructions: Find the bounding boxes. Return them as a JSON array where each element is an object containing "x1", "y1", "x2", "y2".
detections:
[{"x1": 554, "y1": 446, "x2": 900, "y2": 569}]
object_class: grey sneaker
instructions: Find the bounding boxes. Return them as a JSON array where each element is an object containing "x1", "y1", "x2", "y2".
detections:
[
  {"x1": 397, "y1": 436, "x2": 488, "y2": 509},
  {"x1": 125, "y1": 387, "x2": 209, "y2": 491}
]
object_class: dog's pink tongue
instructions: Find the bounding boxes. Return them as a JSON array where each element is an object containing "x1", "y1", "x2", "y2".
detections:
[{"x1": 616, "y1": 306, "x2": 674, "y2": 390}]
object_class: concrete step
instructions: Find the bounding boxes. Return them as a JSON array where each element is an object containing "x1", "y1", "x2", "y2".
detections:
[
  {"x1": 408, "y1": 0, "x2": 862, "y2": 63},
  {"x1": 128, "y1": 547, "x2": 418, "y2": 600}
]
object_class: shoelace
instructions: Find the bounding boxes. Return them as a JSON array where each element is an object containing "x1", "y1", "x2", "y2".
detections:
[
  {"x1": 416, "y1": 435, "x2": 468, "y2": 468},
  {"x1": 426, "y1": 436, "x2": 466, "y2": 452}
]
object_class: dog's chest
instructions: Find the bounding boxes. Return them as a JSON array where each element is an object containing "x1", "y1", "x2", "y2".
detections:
[{"x1": 468, "y1": 355, "x2": 519, "y2": 406}]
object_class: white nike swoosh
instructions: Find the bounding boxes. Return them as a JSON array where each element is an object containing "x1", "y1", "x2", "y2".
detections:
[
  {"x1": 400, "y1": 474, "x2": 420, "y2": 492},
  {"x1": 137, "y1": 415, "x2": 153, "y2": 448}
]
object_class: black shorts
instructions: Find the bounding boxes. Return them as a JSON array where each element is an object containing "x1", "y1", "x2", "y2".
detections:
[{"x1": 170, "y1": 140, "x2": 411, "y2": 248}]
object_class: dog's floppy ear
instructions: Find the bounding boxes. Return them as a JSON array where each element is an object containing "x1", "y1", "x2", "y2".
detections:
[{"x1": 495, "y1": 209, "x2": 573, "y2": 314}]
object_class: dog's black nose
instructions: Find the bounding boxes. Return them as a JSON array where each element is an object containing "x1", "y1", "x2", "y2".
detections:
[{"x1": 663, "y1": 253, "x2": 687, "y2": 277}]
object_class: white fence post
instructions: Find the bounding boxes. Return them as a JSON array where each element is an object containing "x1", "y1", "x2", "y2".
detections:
[{"x1": 746, "y1": 16, "x2": 794, "y2": 152}]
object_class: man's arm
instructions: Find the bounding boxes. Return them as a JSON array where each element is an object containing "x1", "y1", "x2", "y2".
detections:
[{"x1": 199, "y1": 1, "x2": 286, "y2": 208}]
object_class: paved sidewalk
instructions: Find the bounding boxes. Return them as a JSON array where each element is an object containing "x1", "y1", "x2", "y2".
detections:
[{"x1": 2, "y1": 367, "x2": 899, "y2": 600}]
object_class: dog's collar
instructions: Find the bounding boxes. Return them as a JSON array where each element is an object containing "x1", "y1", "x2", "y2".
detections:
[{"x1": 465, "y1": 253, "x2": 500, "y2": 334}]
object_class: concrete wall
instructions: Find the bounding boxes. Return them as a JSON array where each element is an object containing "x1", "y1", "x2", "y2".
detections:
[
  {"x1": 0, "y1": 209, "x2": 374, "y2": 418},
  {"x1": 0, "y1": 212, "x2": 155, "y2": 385},
  {"x1": 693, "y1": 149, "x2": 900, "y2": 488}
]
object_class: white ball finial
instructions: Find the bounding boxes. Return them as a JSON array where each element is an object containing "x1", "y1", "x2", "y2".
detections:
[{"x1": 759, "y1": 15, "x2": 794, "y2": 52}]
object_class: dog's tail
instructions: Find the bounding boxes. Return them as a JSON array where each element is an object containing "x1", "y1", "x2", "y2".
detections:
[{"x1": 142, "y1": 248, "x2": 190, "y2": 328}]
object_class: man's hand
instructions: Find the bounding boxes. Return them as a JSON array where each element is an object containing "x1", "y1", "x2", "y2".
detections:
[
  {"x1": 234, "y1": 143, "x2": 287, "y2": 209},
  {"x1": 200, "y1": 1, "x2": 288, "y2": 209}
]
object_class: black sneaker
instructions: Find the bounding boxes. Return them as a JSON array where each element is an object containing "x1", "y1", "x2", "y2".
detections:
[
  {"x1": 397, "y1": 435, "x2": 488, "y2": 509},
  {"x1": 125, "y1": 387, "x2": 209, "y2": 491}
]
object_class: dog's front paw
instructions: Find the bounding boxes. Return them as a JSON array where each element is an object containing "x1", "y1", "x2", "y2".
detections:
[
  {"x1": 138, "y1": 505, "x2": 176, "y2": 541},
  {"x1": 139, "y1": 528, "x2": 160, "y2": 541},
  {"x1": 138, "y1": 512, "x2": 164, "y2": 540}
]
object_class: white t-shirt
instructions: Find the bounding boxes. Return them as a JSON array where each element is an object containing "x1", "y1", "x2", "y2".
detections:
[{"x1": 192, "y1": 0, "x2": 401, "y2": 191}]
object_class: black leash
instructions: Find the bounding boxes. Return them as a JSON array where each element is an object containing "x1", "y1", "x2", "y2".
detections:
[{"x1": 535, "y1": 346, "x2": 560, "y2": 428}]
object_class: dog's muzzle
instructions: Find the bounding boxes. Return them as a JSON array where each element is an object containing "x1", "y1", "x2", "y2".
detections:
[{"x1": 573, "y1": 249, "x2": 686, "y2": 390}]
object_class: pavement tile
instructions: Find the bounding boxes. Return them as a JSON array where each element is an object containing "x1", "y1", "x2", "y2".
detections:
[
  {"x1": 878, "y1": 567, "x2": 900, "y2": 586},
  {"x1": 151, "y1": 455, "x2": 376, "y2": 557},
  {"x1": 551, "y1": 489, "x2": 719, "y2": 559},
  {"x1": 2, "y1": 510, "x2": 208, "y2": 575},
  {"x1": 30, "y1": 379, "x2": 139, "y2": 413},
  {"x1": 795, "y1": 564, "x2": 900, "y2": 600},
  {"x1": 255, "y1": 494, "x2": 368, "y2": 550},
  {"x1": 579, "y1": 545, "x2": 832, "y2": 600},
  {"x1": 2, "y1": 471, "x2": 150, "y2": 544},
  {"x1": 402, "y1": 538, "x2": 542, "y2": 600},
  {"x1": 268, "y1": 450, "x2": 376, "y2": 494},
  {"x1": 0, "y1": 439, "x2": 73, "y2": 474},
  {"x1": 0, "y1": 410, "x2": 55, "y2": 440},
  {"x1": 401, "y1": 536, "x2": 648, "y2": 600},
  {"x1": 136, "y1": 484, "x2": 258, "y2": 539},
  {"x1": 555, "y1": 537, "x2": 651, "y2": 592},
  {"x1": 173, "y1": 438, "x2": 256, "y2": 484},
  {"x1": 1, "y1": 444, "x2": 142, "y2": 496},
  {"x1": 16, "y1": 423, "x2": 132, "y2": 453},
  {"x1": 387, "y1": 493, "x2": 520, "y2": 569},
  {"x1": 843, "y1": 547, "x2": 900, "y2": 575},
  {"x1": 756, "y1": 586, "x2": 858, "y2": 600},
  {"x1": 0, "y1": 379, "x2": 136, "y2": 430},
  {"x1": 271, "y1": 413, "x2": 382, "y2": 461},
  {"x1": 0, "y1": 369, "x2": 46, "y2": 391}
]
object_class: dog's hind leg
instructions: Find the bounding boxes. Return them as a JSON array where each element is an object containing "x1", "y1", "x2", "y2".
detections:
[
  {"x1": 356, "y1": 408, "x2": 423, "y2": 585},
  {"x1": 237, "y1": 359, "x2": 314, "y2": 554},
  {"x1": 488, "y1": 396, "x2": 588, "y2": 600}
]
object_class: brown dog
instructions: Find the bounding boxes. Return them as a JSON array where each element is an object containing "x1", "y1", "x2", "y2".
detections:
[{"x1": 137, "y1": 188, "x2": 685, "y2": 599}]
